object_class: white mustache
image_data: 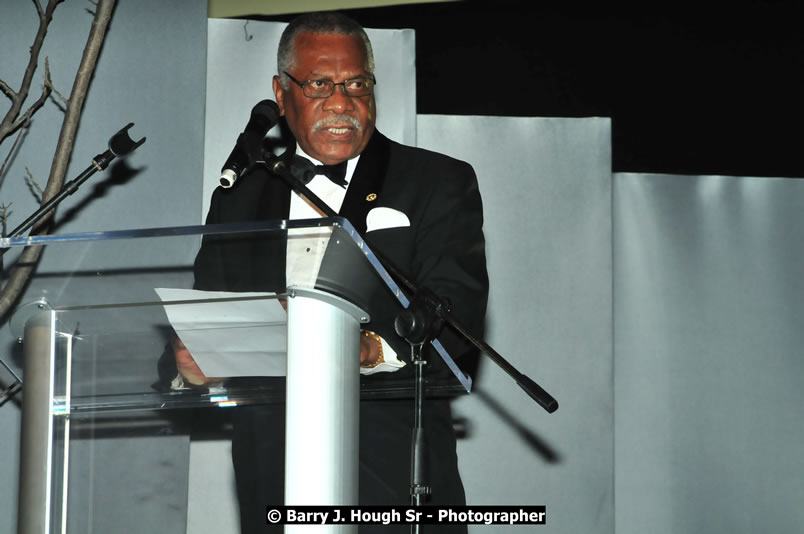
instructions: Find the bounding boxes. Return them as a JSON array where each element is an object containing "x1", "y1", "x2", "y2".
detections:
[{"x1": 313, "y1": 116, "x2": 361, "y2": 131}]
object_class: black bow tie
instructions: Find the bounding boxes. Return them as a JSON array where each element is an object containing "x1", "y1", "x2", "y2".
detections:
[
  {"x1": 289, "y1": 156, "x2": 348, "y2": 188},
  {"x1": 315, "y1": 161, "x2": 348, "y2": 188}
]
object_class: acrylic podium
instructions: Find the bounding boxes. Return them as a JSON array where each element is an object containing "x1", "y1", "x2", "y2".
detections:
[{"x1": 8, "y1": 218, "x2": 465, "y2": 534}]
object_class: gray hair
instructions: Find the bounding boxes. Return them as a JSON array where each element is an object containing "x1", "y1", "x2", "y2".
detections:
[{"x1": 277, "y1": 12, "x2": 375, "y2": 90}]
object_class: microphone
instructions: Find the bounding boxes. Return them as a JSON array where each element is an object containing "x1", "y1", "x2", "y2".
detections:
[{"x1": 219, "y1": 99, "x2": 281, "y2": 188}]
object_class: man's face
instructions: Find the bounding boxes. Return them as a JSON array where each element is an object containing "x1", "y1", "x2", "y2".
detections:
[{"x1": 273, "y1": 32, "x2": 376, "y2": 165}]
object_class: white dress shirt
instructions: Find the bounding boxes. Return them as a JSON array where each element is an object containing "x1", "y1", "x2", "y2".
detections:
[{"x1": 287, "y1": 146, "x2": 404, "y2": 375}]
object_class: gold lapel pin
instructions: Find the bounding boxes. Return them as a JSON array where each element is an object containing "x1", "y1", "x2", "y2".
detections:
[{"x1": 366, "y1": 193, "x2": 377, "y2": 201}]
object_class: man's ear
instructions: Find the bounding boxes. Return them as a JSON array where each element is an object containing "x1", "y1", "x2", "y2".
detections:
[{"x1": 272, "y1": 75, "x2": 286, "y2": 115}]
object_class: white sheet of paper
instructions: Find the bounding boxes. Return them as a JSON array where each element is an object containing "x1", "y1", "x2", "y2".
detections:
[{"x1": 154, "y1": 288, "x2": 288, "y2": 377}]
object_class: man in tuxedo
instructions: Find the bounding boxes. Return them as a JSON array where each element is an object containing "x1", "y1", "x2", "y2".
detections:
[{"x1": 184, "y1": 12, "x2": 488, "y2": 533}]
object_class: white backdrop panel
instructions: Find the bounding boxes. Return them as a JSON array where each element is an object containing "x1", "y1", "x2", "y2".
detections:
[
  {"x1": 418, "y1": 116, "x2": 614, "y2": 534},
  {"x1": 203, "y1": 19, "x2": 416, "y2": 219},
  {"x1": 614, "y1": 173, "x2": 804, "y2": 534}
]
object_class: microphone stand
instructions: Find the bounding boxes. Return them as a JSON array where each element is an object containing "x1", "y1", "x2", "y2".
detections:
[
  {"x1": 3, "y1": 123, "x2": 146, "y2": 241},
  {"x1": 261, "y1": 150, "x2": 557, "y2": 528},
  {"x1": 394, "y1": 287, "x2": 447, "y2": 533},
  {"x1": 264, "y1": 153, "x2": 558, "y2": 412},
  {"x1": 0, "y1": 124, "x2": 145, "y2": 401}
]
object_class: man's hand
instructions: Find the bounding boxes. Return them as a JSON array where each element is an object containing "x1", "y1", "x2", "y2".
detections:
[
  {"x1": 171, "y1": 336, "x2": 218, "y2": 386},
  {"x1": 360, "y1": 331, "x2": 383, "y2": 368},
  {"x1": 174, "y1": 326, "x2": 383, "y2": 384}
]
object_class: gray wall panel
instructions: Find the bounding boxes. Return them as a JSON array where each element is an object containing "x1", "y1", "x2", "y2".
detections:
[
  {"x1": 614, "y1": 173, "x2": 804, "y2": 534},
  {"x1": 418, "y1": 116, "x2": 614, "y2": 533}
]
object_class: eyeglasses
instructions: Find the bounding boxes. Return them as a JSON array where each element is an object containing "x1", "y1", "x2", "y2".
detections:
[{"x1": 283, "y1": 71, "x2": 376, "y2": 98}]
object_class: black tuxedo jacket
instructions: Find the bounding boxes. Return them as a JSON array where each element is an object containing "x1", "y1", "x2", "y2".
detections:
[{"x1": 193, "y1": 130, "x2": 488, "y2": 387}]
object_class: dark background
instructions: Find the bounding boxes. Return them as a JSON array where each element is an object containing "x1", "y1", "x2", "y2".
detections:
[{"x1": 255, "y1": 0, "x2": 803, "y2": 178}]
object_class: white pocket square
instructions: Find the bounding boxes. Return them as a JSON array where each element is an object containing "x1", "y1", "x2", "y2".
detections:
[{"x1": 366, "y1": 207, "x2": 410, "y2": 232}]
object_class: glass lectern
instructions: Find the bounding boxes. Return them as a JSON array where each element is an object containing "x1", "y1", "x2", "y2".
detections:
[{"x1": 8, "y1": 218, "x2": 468, "y2": 534}]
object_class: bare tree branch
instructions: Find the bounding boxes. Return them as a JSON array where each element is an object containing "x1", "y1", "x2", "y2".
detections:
[
  {"x1": 24, "y1": 167, "x2": 44, "y2": 203},
  {"x1": 48, "y1": 63, "x2": 70, "y2": 108},
  {"x1": 0, "y1": 204, "x2": 12, "y2": 236},
  {"x1": 9, "y1": 58, "x2": 53, "y2": 133},
  {"x1": 0, "y1": 0, "x2": 62, "y2": 143},
  {"x1": 0, "y1": 120, "x2": 30, "y2": 186},
  {"x1": 0, "y1": 80, "x2": 16, "y2": 100},
  {"x1": 38, "y1": 0, "x2": 115, "y2": 207},
  {"x1": 0, "y1": 0, "x2": 117, "y2": 318},
  {"x1": 0, "y1": 246, "x2": 45, "y2": 314},
  {"x1": 34, "y1": 0, "x2": 45, "y2": 19}
]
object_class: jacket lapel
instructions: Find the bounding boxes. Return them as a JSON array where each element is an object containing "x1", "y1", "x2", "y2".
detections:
[{"x1": 339, "y1": 130, "x2": 391, "y2": 234}]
